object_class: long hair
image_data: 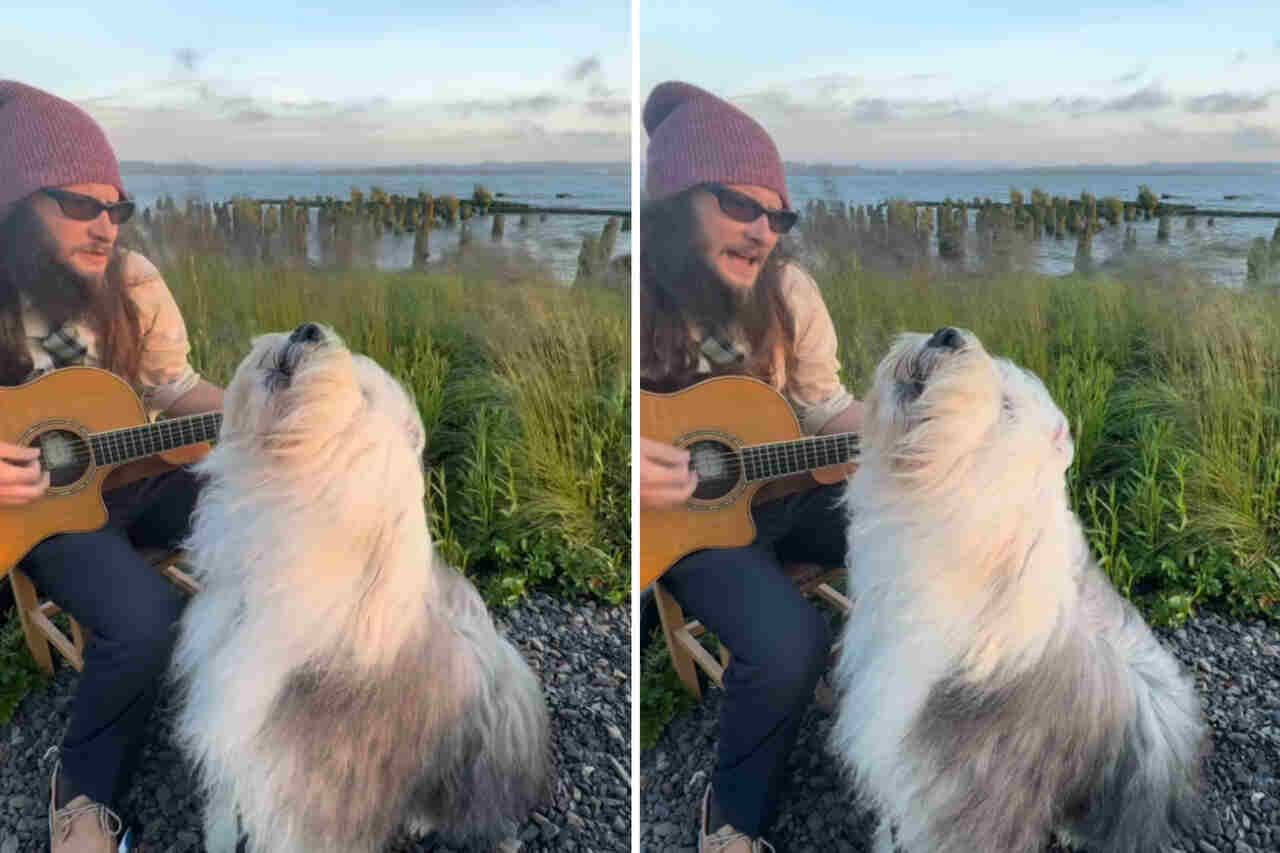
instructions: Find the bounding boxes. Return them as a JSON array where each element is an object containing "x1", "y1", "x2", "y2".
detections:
[
  {"x1": 0, "y1": 197, "x2": 142, "y2": 386},
  {"x1": 639, "y1": 186, "x2": 795, "y2": 392}
]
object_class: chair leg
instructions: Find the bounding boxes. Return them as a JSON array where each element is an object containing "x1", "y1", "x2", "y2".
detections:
[
  {"x1": 654, "y1": 582, "x2": 702, "y2": 699},
  {"x1": 70, "y1": 617, "x2": 85, "y2": 660},
  {"x1": 9, "y1": 569, "x2": 54, "y2": 675}
]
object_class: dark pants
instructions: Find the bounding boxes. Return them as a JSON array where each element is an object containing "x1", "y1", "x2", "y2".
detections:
[
  {"x1": 19, "y1": 468, "x2": 200, "y2": 812},
  {"x1": 661, "y1": 482, "x2": 848, "y2": 837}
]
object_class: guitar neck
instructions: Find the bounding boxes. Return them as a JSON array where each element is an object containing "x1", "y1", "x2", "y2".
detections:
[
  {"x1": 90, "y1": 412, "x2": 222, "y2": 467},
  {"x1": 740, "y1": 431, "x2": 859, "y2": 482}
]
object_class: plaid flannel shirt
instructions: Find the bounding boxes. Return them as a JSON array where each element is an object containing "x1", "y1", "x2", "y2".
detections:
[
  {"x1": 22, "y1": 250, "x2": 200, "y2": 419},
  {"x1": 656, "y1": 263, "x2": 855, "y2": 435}
]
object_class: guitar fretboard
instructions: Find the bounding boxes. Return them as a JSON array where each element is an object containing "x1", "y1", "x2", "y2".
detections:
[
  {"x1": 90, "y1": 412, "x2": 222, "y2": 466},
  {"x1": 741, "y1": 432, "x2": 859, "y2": 481}
]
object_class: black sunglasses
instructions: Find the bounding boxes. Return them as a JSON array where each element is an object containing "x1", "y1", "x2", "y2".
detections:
[
  {"x1": 41, "y1": 188, "x2": 135, "y2": 225},
  {"x1": 704, "y1": 184, "x2": 798, "y2": 234}
]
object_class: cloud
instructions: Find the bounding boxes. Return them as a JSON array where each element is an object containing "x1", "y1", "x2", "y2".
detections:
[
  {"x1": 732, "y1": 89, "x2": 810, "y2": 119},
  {"x1": 897, "y1": 72, "x2": 946, "y2": 84},
  {"x1": 1185, "y1": 91, "x2": 1273, "y2": 114},
  {"x1": 853, "y1": 98, "x2": 894, "y2": 122},
  {"x1": 76, "y1": 68, "x2": 627, "y2": 164},
  {"x1": 1103, "y1": 85, "x2": 1173, "y2": 112},
  {"x1": 1111, "y1": 64, "x2": 1146, "y2": 85},
  {"x1": 445, "y1": 95, "x2": 563, "y2": 118},
  {"x1": 173, "y1": 47, "x2": 205, "y2": 74},
  {"x1": 567, "y1": 56, "x2": 602, "y2": 82},
  {"x1": 233, "y1": 108, "x2": 272, "y2": 124},
  {"x1": 1047, "y1": 95, "x2": 1103, "y2": 115},
  {"x1": 585, "y1": 98, "x2": 628, "y2": 118},
  {"x1": 1232, "y1": 124, "x2": 1280, "y2": 150}
]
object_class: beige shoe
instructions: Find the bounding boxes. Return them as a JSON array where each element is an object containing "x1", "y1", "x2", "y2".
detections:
[
  {"x1": 699, "y1": 784, "x2": 776, "y2": 853},
  {"x1": 49, "y1": 760, "x2": 122, "y2": 853}
]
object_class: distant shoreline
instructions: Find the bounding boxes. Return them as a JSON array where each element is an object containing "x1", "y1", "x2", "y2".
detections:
[
  {"x1": 781, "y1": 161, "x2": 1280, "y2": 177},
  {"x1": 119, "y1": 160, "x2": 630, "y2": 177},
  {"x1": 120, "y1": 159, "x2": 1279, "y2": 179}
]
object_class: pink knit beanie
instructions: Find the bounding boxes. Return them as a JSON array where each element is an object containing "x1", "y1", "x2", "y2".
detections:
[
  {"x1": 643, "y1": 81, "x2": 789, "y2": 208},
  {"x1": 0, "y1": 80, "x2": 124, "y2": 224}
]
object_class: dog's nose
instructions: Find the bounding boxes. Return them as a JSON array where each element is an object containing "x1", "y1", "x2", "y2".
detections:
[
  {"x1": 927, "y1": 327, "x2": 964, "y2": 351},
  {"x1": 291, "y1": 323, "x2": 322, "y2": 344}
]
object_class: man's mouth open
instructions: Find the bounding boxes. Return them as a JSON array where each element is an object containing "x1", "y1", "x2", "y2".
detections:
[{"x1": 724, "y1": 248, "x2": 761, "y2": 273}]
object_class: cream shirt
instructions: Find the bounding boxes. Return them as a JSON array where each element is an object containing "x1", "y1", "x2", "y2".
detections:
[
  {"x1": 648, "y1": 263, "x2": 855, "y2": 435},
  {"x1": 22, "y1": 250, "x2": 200, "y2": 419}
]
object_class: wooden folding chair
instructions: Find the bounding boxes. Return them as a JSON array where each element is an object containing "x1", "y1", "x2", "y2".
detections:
[
  {"x1": 6, "y1": 548, "x2": 200, "y2": 674},
  {"x1": 653, "y1": 561, "x2": 852, "y2": 698}
]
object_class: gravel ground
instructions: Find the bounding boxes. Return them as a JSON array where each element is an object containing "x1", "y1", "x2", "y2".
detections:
[
  {"x1": 0, "y1": 591, "x2": 630, "y2": 853},
  {"x1": 640, "y1": 610, "x2": 1280, "y2": 853}
]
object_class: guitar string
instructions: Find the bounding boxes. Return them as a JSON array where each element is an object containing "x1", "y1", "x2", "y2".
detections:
[
  {"x1": 35, "y1": 417, "x2": 221, "y2": 467},
  {"x1": 43, "y1": 418, "x2": 220, "y2": 459},
  {"x1": 690, "y1": 444, "x2": 861, "y2": 469},
  {"x1": 689, "y1": 439, "x2": 861, "y2": 479}
]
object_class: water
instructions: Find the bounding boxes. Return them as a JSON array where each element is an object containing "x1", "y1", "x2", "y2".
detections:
[
  {"x1": 121, "y1": 166, "x2": 630, "y2": 282},
  {"x1": 786, "y1": 169, "x2": 1280, "y2": 286}
]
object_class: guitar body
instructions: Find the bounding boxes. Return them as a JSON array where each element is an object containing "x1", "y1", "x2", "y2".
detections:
[
  {"x1": 0, "y1": 368, "x2": 210, "y2": 575},
  {"x1": 639, "y1": 375, "x2": 850, "y2": 591}
]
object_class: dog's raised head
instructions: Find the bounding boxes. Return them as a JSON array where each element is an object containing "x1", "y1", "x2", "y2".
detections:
[
  {"x1": 221, "y1": 323, "x2": 425, "y2": 489},
  {"x1": 866, "y1": 327, "x2": 1071, "y2": 493}
]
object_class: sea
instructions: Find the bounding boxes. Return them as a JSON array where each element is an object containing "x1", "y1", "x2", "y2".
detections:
[
  {"x1": 785, "y1": 168, "x2": 1280, "y2": 287},
  {"x1": 123, "y1": 165, "x2": 1280, "y2": 286},
  {"x1": 121, "y1": 164, "x2": 631, "y2": 283}
]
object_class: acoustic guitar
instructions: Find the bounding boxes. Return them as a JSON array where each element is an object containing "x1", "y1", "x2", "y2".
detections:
[
  {"x1": 0, "y1": 367, "x2": 221, "y2": 574},
  {"x1": 639, "y1": 375, "x2": 859, "y2": 590}
]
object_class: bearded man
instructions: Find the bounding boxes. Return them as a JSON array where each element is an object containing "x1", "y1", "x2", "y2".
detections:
[
  {"x1": 639, "y1": 81, "x2": 863, "y2": 852},
  {"x1": 0, "y1": 80, "x2": 224, "y2": 853}
]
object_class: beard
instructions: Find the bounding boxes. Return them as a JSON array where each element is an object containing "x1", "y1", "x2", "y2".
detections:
[
  {"x1": 674, "y1": 235, "x2": 773, "y2": 346},
  {"x1": 29, "y1": 239, "x2": 102, "y2": 330},
  {"x1": 0, "y1": 204, "x2": 104, "y2": 331}
]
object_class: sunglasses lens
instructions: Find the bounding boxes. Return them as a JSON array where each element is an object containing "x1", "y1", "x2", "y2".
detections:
[
  {"x1": 769, "y1": 210, "x2": 798, "y2": 234},
  {"x1": 110, "y1": 200, "x2": 135, "y2": 225},
  {"x1": 45, "y1": 190, "x2": 133, "y2": 224},
  {"x1": 716, "y1": 190, "x2": 763, "y2": 224},
  {"x1": 59, "y1": 195, "x2": 103, "y2": 221},
  {"x1": 713, "y1": 186, "x2": 796, "y2": 234}
]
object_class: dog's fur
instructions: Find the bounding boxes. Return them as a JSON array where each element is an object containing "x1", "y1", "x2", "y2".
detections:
[
  {"x1": 171, "y1": 325, "x2": 551, "y2": 853},
  {"x1": 831, "y1": 328, "x2": 1206, "y2": 853}
]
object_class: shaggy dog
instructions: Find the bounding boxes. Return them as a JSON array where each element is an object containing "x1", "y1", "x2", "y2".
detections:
[
  {"x1": 171, "y1": 323, "x2": 551, "y2": 853},
  {"x1": 831, "y1": 327, "x2": 1205, "y2": 853}
]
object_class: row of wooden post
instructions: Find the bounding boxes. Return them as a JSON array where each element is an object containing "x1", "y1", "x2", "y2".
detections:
[{"x1": 127, "y1": 186, "x2": 630, "y2": 277}]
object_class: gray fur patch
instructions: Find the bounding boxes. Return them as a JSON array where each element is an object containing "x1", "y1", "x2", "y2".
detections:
[
  {"x1": 257, "y1": 601, "x2": 551, "y2": 850},
  {"x1": 906, "y1": 567, "x2": 1204, "y2": 853}
]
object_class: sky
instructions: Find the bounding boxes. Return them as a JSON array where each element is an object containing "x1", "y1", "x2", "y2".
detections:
[
  {"x1": 3, "y1": 1, "x2": 630, "y2": 165},
  {"x1": 5, "y1": 3, "x2": 1276, "y2": 168},
  {"x1": 638, "y1": 1, "x2": 1280, "y2": 167}
]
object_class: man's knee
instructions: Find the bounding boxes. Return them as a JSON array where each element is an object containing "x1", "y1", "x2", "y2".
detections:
[
  {"x1": 745, "y1": 605, "x2": 830, "y2": 703},
  {"x1": 89, "y1": 585, "x2": 185, "y2": 674}
]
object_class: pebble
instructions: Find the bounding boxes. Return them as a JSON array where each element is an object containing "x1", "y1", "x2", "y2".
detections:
[
  {"x1": 640, "y1": 609, "x2": 1280, "y2": 852},
  {"x1": 1, "y1": 591, "x2": 630, "y2": 852}
]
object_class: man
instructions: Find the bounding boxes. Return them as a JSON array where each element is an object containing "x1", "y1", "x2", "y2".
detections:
[
  {"x1": 639, "y1": 81, "x2": 863, "y2": 853},
  {"x1": 0, "y1": 80, "x2": 224, "y2": 853}
]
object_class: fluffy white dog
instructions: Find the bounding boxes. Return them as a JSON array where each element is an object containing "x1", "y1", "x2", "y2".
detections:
[
  {"x1": 831, "y1": 327, "x2": 1206, "y2": 853},
  {"x1": 171, "y1": 323, "x2": 551, "y2": 853}
]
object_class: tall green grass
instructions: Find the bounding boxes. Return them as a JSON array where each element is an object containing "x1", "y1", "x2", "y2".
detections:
[
  {"x1": 164, "y1": 250, "x2": 631, "y2": 607},
  {"x1": 641, "y1": 255, "x2": 1278, "y2": 751},
  {"x1": 822, "y1": 262, "x2": 1280, "y2": 624},
  {"x1": 1, "y1": 246, "x2": 628, "y2": 723}
]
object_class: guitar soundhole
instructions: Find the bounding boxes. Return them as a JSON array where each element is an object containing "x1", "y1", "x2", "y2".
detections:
[
  {"x1": 688, "y1": 439, "x2": 741, "y2": 502},
  {"x1": 30, "y1": 429, "x2": 92, "y2": 489}
]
